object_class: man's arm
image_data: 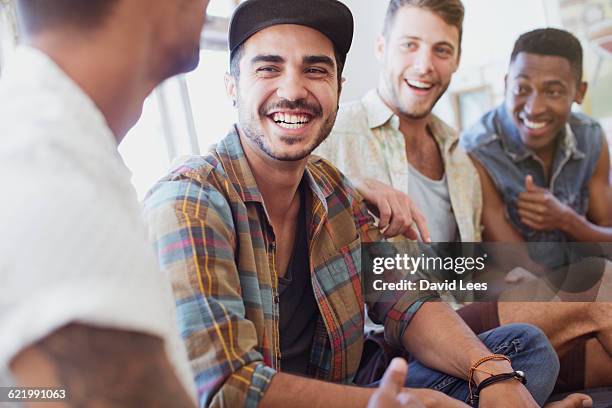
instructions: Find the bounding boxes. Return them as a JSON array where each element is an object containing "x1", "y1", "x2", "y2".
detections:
[
  {"x1": 471, "y1": 158, "x2": 524, "y2": 242},
  {"x1": 515, "y1": 138, "x2": 612, "y2": 241},
  {"x1": 10, "y1": 324, "x2": 194, "y2": 408},
  {"x1": 260, "y1": 368, "x2": 469, "y2": 408},
  {"x1": 401, "y1": 302, "x2": 539, "y2": 408},
  {"x1": 351, "y1": 177, "x2": 431, "y2": 242},
  {"x1": 471, "y1": 158, "x2": 550, "y2": 283},
  {"x1": 563, "y1": 137, "x2": 612, "y2": 241}
]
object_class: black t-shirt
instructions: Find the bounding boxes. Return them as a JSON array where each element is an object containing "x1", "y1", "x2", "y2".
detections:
[{"x1": 278, "y1": 184, "x2": 319, "y2": 376}]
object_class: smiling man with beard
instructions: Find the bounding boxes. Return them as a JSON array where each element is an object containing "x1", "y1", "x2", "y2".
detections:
[
  {"x1": 314, "y1": 0, "x2": 610, "y2": 402},
  {"x1": 144, "y1": 1, "x2": 578, "y2": 407}
]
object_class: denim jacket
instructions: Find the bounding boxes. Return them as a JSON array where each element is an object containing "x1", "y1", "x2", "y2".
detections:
[{"x1": 461, "y1": 104, "x2": 604, "y2": 243}]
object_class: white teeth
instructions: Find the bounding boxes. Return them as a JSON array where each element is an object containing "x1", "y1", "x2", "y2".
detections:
[
  {"x1": 522, "y1": 119, "x2": 548, "y2": 130},
  {"x1": 271, "y1": 112, "x2": 311, "y2": 127},
  {"x1": 277, "y1": 122, "x2": 303, "y2": 129},
  {"x1": 407, "y1": 79, "x2": 433, "y2": 89}
]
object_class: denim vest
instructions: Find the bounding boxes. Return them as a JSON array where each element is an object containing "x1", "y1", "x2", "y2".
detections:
[{"x1": 461, "y1": 104, "x2": 604, "y2": 243}]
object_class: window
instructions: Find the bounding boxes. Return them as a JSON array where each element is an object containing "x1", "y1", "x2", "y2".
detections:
[
  {"x1": 120, "y1": 0, "x2": 237, "y2": 199},
  {"x1": 0, "y1": 0, "x2": 18, "y2": 77}
]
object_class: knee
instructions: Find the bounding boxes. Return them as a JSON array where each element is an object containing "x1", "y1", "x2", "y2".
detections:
[
  {"x1": 495, "y1": 323, "x2": 559, "y2": 405},
  {"x1": 587, "y1": 303, "x2": 612, "y2": 329},
  {"x1": 498, "y1": 323, "x2": 559, "y2": 375}
]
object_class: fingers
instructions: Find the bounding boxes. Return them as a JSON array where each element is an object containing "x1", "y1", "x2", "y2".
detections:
[
  {"x1": 518, "y1": 209, "x2": 546, "y2": 230},
  {"x1": 397, "y1": 392, "x2": 426, "y2": 408},
  {"x1": 385, "y1": 194, "x2": 417, "y2": 239},
  {"x1": 377, "y1": 198, "x2": 392, "y2": 230},
  {"x1": 379, "y1": 358, "x2": 408, "y2": 394},
  {"x1": 544, "y1": 393, "x2": 593, "y2": 408},
  {"x1": 516, "y1": 199, "x2": 545, "y2": 214},
  {"x1": 409, "y1": 205, "x2": 431, "y2": 243},
  {"x1": 504, "y1": 267, "x2": 538, "y2": 284},
  {"x1": 525, "y1": 175, "x2": 538, "y2": 192},
  {"x1": 517, "y1": 191, "x2": 547, "y2": 203},
  {"x1": 382, "y1": 195, "x2": 430, "y2": 242}
]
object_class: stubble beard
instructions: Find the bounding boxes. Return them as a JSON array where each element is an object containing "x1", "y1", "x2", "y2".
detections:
[
  {"x1": 237, "y1": 100, "x2": 337, "y2": 162},
  {"x1": 385, "y1": 75, "x2": 450, "y2": 120}
]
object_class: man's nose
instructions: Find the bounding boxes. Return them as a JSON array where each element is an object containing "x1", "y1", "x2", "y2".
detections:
[
  {"x1": 412, "y1": 48, "x2": 434, "y2": 75},
  {"x1": 524, "y1": 93, "x2": 547, "y2": 117},
  {"x1": 276, "y1": 70, "x2": 308, "y2": 101}
]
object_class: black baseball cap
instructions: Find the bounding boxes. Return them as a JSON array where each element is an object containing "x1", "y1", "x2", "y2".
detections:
[{"x1": 228, "y1": 0, "x2": 354, "y2": 66}]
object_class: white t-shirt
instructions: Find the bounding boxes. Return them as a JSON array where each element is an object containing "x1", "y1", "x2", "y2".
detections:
[{"x1": 0, "y1": 46, "x2": 196, "y2": 400}]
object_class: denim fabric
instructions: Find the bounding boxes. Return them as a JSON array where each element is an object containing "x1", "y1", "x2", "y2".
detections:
[
  {"x1": 401, "y1": 323, "x2": 559, "y2": 406},
  {"x1": 461, "y1": 105, "x2": 604, "y2": 243}
]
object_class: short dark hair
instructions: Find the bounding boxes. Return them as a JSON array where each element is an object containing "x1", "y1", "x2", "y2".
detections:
[
  {"x1": 229, "y1": 42, "x2": 346, "y2": 91},
  {"x1": 382, "y1": 0, "x2": 465, "y2": 55},
  {"x1": 510, "y1": 28, "x2": 583, "y2": 82},
  {"x1": 16, "y1": 0, "x2": 118, "y2": 34}
]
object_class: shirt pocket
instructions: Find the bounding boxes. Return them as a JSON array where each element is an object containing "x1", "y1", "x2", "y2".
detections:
[{"x1": 317, "y1": 237, "x2": 365, "y2": 326}]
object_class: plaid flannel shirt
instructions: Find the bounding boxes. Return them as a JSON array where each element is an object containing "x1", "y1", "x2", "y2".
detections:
[{"x1": 144, "y1": 127, "x2": 437, "y2": 408}]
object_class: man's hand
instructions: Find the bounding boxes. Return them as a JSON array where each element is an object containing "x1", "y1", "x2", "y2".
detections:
[
  {"x1": 367, "y1": 358, "x2": 425, "y2": 408},
  {"x1": 504, "y1": 267, "x2": 540, "y2": 284},
  {"x1": 544, "y1": 393, "x2": 593, "y2": 408},
  {"x1": 517, "y1": 175, "x2": 574, "y2": 231},
  {"x1": 354, "y1": 177, "x2": 431, "y2": 241},
  {"x1": 480, "y1": 379, "x2": 592, "y2": 408}
]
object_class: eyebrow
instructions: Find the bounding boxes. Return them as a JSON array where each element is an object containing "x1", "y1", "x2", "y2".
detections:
[
  {"x1": 399, "y1": 35, "x2": 456, "y2": 52},
  {"x1": 250, "y1": 54, "x2": 336, "y2": 69},
  {"x1": 250, "y1": 55, "x2": 285, "y2": 65},
  {"x1": 515, "y1": 74, "x2": 567, "y2": 87},
  {"x1": 303, "y1": 55, "x2": 335, "y2": 69}
]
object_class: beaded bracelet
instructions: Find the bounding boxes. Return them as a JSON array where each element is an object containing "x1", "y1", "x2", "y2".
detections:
[
  {"x1": 467, "y1": 354, "x2": 512, "y2": 403},
  {"x1": 469, "y1": 371, "x2": 527, "y2": 404}
]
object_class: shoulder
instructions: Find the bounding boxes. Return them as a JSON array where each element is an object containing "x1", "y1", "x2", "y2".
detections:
[
  {"x1": 460, "y1": 108, "x2": 500, "y2": 153},
  {"x1": 315, "y1": 99, "x2": 373, "y2": 171},
  {"x1": 144, "y1": 152, "x2": 237, "y2": 231},
  {"x1": 318, "y1": 100, "x2": 369, "y2": 150},
  {"x1": 333, "y1": 99, "x2": 370, "y2": 133},
  {"x1": 307, "y1": 156, "x2": 363, "y2": 206},
  {"x1": 146, "y1": 149, "x2": 230, "y2": 203},
  {"x1": 568, "y1": 112, "x2": 605, "y2": 147}
]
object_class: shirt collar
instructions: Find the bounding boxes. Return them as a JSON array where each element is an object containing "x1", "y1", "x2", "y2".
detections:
[
  {"x1": 362, "y1": 89, "x2": 398, "y2": 130},
  {"x1": 494, "y1": 104, "x2": 585, "y2": 163},
  {"x1": 361, "y1": 88, "x2": 459, "y2": 147},
  {"x1": 216, "y1": 127, "x2": 334, "y2": 206}
]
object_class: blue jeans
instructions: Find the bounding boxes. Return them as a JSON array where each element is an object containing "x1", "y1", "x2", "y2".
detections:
[{"x1": 386, "y1": 323, "x2": 559, "y2": 406}]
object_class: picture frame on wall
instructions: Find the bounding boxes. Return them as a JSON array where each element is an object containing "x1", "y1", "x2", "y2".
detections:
[{"x1": 451, "y1": 85, "x2": 494, "y2": 131}]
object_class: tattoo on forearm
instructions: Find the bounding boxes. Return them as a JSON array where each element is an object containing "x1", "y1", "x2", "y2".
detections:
[{"x1": 24, "y1": 324, "x2": 194, "y2": 408}]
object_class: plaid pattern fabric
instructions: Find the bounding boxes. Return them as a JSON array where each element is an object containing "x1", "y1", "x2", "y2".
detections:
[{"x1": 144, "y1": 127, "x2": 437, "y2": 408}]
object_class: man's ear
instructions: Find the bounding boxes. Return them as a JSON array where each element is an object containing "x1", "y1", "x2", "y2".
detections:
[
  {"x1": 224, "y1": 72, "x2": 237, "y2": 107},
  {"x1": 575, "y1": 81, "x2": 588, "y2": 104},
  {"x1": 375, "y1": 34, "x2": 386, "y2": 62}
]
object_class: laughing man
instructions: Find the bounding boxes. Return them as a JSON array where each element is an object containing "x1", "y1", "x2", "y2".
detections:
[{"x1": 144, "y1": 1, "x2": 566, "y2": 407}]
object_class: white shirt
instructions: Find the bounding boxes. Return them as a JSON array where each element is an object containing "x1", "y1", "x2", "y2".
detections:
[{"x1": 0, "y1": 46, "x2": 196, "y2": 399}]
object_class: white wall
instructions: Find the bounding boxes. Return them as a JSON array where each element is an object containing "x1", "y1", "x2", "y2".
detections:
[{"x1": 339, "y1": 0, "x2": 387, "y2": 103}]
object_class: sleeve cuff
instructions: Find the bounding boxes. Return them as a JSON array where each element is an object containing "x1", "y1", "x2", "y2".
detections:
[{"x1": 383, "y1": 293, "x2": 440, "y2": 348}]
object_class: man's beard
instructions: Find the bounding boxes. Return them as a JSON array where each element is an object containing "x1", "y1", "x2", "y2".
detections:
[
  {"x1": 386, "y1": 76, "x2": 449, "y2": 120},
  {"x1": 238, "y1": 98, "x2": 337, "y2": 162}
]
